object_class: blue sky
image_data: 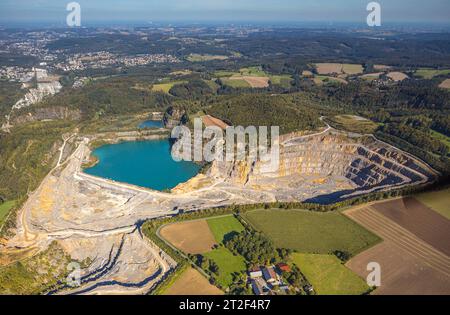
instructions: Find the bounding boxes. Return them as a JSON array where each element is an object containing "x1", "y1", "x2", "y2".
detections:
[{"x1": 1, "y1": 0, "x2": 449, "y2": 25}]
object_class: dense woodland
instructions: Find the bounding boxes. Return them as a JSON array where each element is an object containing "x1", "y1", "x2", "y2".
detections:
[
  {"x1": 0, "y1": 81, "x2": 25, "y2": 124},
  {"x1": 41, "y1": 28, "x2": 450, "y2": 68},
  {"x1": 27, "y1": 78, "x2": 172, "y2": 118},
  {"x1": 0, "y1": 120, "x2": 76, "y2": 200},
  {"x1": 310, "y1": 80, "x2": 450, "y2": 172},
  {"x1": 206, "y1": 93, "x2": 332, "y2": 134}
]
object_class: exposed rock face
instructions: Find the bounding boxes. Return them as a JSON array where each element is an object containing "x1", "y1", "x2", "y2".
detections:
[
  {"x1": 11, "y1": 106, "x2": 82, "y2": 125},
  {"x1": 150, "y1": 112, "x2": 164, "y2": 120},
  {"x1": 172, "y1": 174, "x2": 213, "y2": 194},
  {"x1": 90, "y1": 130, "x2": 169, "y2": 144},
  {"x1": 12, "y1": 81, "x2": 62, "y2": 111},
  {"x1": 208, "y1": 131, "x2": 436, "y2": 200},
  {"x1": 163, "y1": 107, "x2": 187, "y2": 129}
]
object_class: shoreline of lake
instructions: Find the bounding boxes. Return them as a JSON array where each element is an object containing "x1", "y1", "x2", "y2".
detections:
[{"x1": 83, "y1": 138, "x2": 201, "y2": 191}]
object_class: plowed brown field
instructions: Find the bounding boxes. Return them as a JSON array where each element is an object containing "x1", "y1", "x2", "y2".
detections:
[
  {"x1": 345, "y1": 201, "x2": 450, "y2": 295},
  {"x1": 242, "y1": 76, "x2": 270, "y2": 88},
  {"x1": 160, "y1": 219, "x2": 217, "y2": 254},
  {"x1": 201, "y1": 115, "x2": 229, "y2": 130},
  {"x1": 439, "y1": 79, "x2": 450, "y2": 89},
  {"x1": 163, "y1": 268, "x2": 223, "y2": 295},
  {"x1": 372, "y1": 197, "x2": 450, "y2": 256}
]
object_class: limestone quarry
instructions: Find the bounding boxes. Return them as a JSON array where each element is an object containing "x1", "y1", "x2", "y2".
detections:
[
  {"x1": 206, "y1": 130, "x2": 436, "y2": 203},
  {"x1": 0, "y1": 125, "x2": 438, "y2": 294}
]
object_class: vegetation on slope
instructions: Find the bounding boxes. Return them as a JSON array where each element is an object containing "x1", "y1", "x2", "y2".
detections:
[
  {"x1": 0, "y1": 120, "x2": 75, "y2": 201},
  {"x1": 0, "y1": 80, "x2": 25, "y2": 125},
  {"x1": 0, "y1": 200, "x2": 15, "y2": 228},
  {"x1": 206, "y1": 93, "x2": 332, "y2": 134},
  {"x1": 0, "y1": 242, "x2": 71, "y2": 295},
  {"x1": 325, "y1": 115, "x2": 380, "y2": 134},
  {"x1": 24, "y1": 77, "x2": 172, "y2": 119}
]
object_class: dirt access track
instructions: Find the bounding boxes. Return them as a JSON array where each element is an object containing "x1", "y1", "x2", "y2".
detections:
[
  {"x1": 0, "y1": 123, "x2": 439, "y2": 294},
  {"x1": 345, "y1": 199, "x2": 450, "y2": 295}
]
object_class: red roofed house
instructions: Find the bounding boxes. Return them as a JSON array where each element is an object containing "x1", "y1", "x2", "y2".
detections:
[{"x1": 277, "y1": 263, "x2": 292, "y2": 273}]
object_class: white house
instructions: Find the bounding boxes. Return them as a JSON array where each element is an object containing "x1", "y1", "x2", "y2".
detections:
[{"x1": 249, "y1": 267, "x2": 263, "y2": 279}]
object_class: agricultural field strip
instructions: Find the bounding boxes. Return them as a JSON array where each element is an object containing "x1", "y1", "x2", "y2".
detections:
[
  {"x1": 155, "y1": 228, "x2": 212, "y2": 281},
  {"x1": 347, "y1": 207, "x2": 450, "y2": 276},
  {"x1": 163, "y1": 267, "x2": 223, "y2": 295},
  {"x1": 157, "y1": 215, "x2": 247, "y2": 289},
  {"x1": 355, "y1": 209, "x2": 450, "y2": 268},
  {"x1": 241, "y1": 208, "x2": 380, "y2": 255},
  {"x1": 372, "y1": 198, "x2": 450, "y2": 256},
  {"x1": 158, "y1": 219, "x2": 217, "y2": 254},
  {"x1": 348, "y1": 214, "x2": 450, "y2": 277},
  {"x1": 353, "y1": 208, "x2": 450, "y2": 269},
  {"x1": 415, "y1": 189, "x2": 450, "y2": 220},
  {"x1": 292, "y1": 253, "x2": 369, "y2": 295},
  {"x1": 414, "y1": 68, "x2": 450, "y2": 79}
]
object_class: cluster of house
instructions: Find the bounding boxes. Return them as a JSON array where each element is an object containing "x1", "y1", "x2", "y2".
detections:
[
  {"x1": 4, "y1": 37, "x2": 57, "y2": 61},
  {"x1": 0, "y1": 66, "x2": 35, "y2": 82},
  {"x1": 55, "y1": 52, "x2": 180, "y2": 71},
  {"x1": 248, "y1": 263, "x2": 291, "y2": 295}
]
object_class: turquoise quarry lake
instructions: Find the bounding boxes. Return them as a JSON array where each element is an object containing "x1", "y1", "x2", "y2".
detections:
[{"x1": 84, "y1": 139, "x2": 200, "y2": 191}]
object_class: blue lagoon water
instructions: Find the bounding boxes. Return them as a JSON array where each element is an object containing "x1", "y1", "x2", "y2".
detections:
[
  {"x1": 84, "y1": 140, "x2": 200, "y2": 191},
  {"x1": 138, "y1": 120, "x2": 163, "y2": 129}
]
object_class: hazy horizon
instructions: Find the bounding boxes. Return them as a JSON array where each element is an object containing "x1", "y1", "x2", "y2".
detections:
[{"x1": 1, "y1": 0, "x2": 450, "y2": 27}]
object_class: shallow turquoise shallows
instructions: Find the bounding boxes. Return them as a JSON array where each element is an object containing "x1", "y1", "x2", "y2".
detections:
[{"x1": 84, "y1": 140, "x2": 200, "y2": 191}]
